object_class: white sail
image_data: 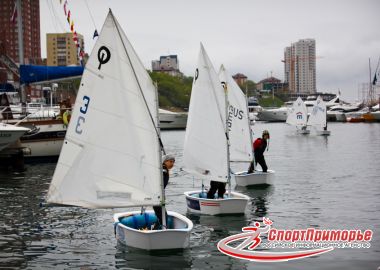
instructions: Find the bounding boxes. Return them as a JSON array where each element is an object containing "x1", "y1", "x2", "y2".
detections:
[
  {"x1": 47, "y1": 11, "x2": 162, "y2": 208},
  {"x1": 183, "y1": 44, "x2": 228, "y2": 183},
  {"x1": 307, "y1": 96, "x2": 327, "y2": 128},
  {"x1": 218, "y1": 65, "x2": 252, "y2": 163},
  {"x1": 286, "y1": 97, "x2": 308, "y2": 127}
]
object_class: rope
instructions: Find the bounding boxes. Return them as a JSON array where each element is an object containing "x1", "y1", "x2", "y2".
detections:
[{"x1": 84, "y1": 0, "x2": 97, "y2": 30}]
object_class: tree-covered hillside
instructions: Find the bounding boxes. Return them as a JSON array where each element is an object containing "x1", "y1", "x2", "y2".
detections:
[{"x1": 149, "y1": 71, "x2": 193, "y2": 111}]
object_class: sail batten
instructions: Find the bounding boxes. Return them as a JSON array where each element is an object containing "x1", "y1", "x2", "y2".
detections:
[{"x1": 47, "y1": 11, "x2": 162, "y2": 208}]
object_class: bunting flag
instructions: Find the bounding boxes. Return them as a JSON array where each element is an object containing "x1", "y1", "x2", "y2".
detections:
[
  {"x1": 64, "y1": 0, "x2": 67, "y2": 15},
  {"x1": 10, "y1": 1, "x2": 17, "y2": 23},
  {"x1": 93, "y1": 29, "x2": 99, "y2": 39},
  {"x1": 373, "y1": 74, "x2": 377, "y2": 85},
  {"x1": 67, "y1": 10, "x2": 71, "y2": 24},
  {"x1": 60, "y1": 0, "x2": 84, "y2": 65}
]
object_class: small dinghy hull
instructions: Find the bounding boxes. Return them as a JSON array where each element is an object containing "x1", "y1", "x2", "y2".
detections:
[
  {"x1": 297, "y1": 128, "x2": 310, "y2": 134},
  {"x1": 316, "y1": 130, "x2": 331, "y2": 136},
  {"x1": 184, "y1": 190, "x2": 249, "y2": 215},
  {"x1": 114, "y1": 210, "x2": 193, "y2": 250},
  {"x1": 234, "y1": 170, "x2": 275, "y2": 186}
]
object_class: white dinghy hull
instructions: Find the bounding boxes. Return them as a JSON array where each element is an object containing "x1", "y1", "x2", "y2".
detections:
[
  {"x1": 296, "y1": 128, "x2": 310, "y2": 135},
  {"x1": 114, "y1": 211, "x2": 193, "y2": 250},
  {"x1": 184, "y1": 190, "x2": 249, "y2": 215},
  {"x1": 234, "y1": 170, "x2": 275, "y2": 186}
]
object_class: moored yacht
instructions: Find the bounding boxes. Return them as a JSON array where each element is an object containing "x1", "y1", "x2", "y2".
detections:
[
  {"x1": 257, "y1": 101, "x2": 292, "y2": 122},
  {"x1": 158, "y1": 109, "x2": 188, "y2": 130},
  {"x1": 247, "y1": 97, "x2": 262, "y2": 123},
  {"x1": 0, "y1": 123, "x2": 30, "y2": 152},
  {"x1": 327, "y1": 103, "x2": 362, "y2": 122}
]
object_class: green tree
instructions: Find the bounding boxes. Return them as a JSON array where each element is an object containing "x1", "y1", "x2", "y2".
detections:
[{"x1": 149, "y1": 71, "x2": 192, "y2": 111}]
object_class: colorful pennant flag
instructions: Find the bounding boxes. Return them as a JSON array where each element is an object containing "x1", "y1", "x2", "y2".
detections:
[{"x1": 10, "y1": 1, "x2": 17, "y2": 23}]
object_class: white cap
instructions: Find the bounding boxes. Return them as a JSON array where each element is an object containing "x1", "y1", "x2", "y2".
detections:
[{"x1": 162, "y1": 154, "x2": 175, "y2": 163}]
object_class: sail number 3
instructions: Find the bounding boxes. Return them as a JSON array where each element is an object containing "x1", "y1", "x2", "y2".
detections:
[{"x1": 75, "y1": 95, "x2": 91, "y2": 135}]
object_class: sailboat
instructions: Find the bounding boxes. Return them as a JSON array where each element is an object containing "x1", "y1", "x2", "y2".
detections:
[
  {"x1": 307, "y1": 96, "x2": 331, "y2": 135},
  {"x1": 183, "y1": 44, "x2": 249, "y2": 215},
  {"x1": 286, "y1": 96, "x2": 310, "y2": 134},
  {"x1": 46, "y1": 10, "x2": 192, "y2": 250},
  {"x1": 217, "y1": 66, "x2": 275, "y2": 186}
]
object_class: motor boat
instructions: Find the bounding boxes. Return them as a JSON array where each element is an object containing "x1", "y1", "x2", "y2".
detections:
[
  {"x1": 247, "y1": 97, "x2": 262, "y2": 124},
  {"x1": 327, "y1": 103, "x2": 362, "y2": 122},
  {"x1": 0, "y1": 123, "x2": 30, "y2": 151},
  {"x1": 158, "y1": 109, "x2": 188, "y2": 130},
  {"x1": 257, "y1": 106, "x2": 289, "y2": 122}
]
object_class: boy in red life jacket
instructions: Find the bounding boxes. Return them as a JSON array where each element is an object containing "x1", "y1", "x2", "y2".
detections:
[{"x1": 247, "y1": 130, "x2": 270, "y2": 173}]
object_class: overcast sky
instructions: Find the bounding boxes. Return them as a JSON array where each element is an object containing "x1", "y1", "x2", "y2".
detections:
[{"x1": 40, "y1": 0, "x2": 380, "y2": 102}]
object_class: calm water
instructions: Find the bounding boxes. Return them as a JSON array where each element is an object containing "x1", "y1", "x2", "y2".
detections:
[{"x1": 0, "y1": 122, "x2": 379, "y2": 269}]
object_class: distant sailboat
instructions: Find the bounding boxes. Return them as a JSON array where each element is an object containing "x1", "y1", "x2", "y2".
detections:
[
  {"x1": 218, "y1": 66, "x2": 275, "y2": 186},
  {"x1": 286, "y1": 97, "x2": 310, "y2": 134},
  {"x1": 308, "y1": 96, "x2": 331, "y2": 135},
  {"x1": 183, "y1": 44, "x2": 249, "y2": 215},
  {"x1": 46, "y1": 10, "x2": 192, "y2": 250}
]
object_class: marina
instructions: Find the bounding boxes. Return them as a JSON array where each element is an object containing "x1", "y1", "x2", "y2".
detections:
[
  {"x1": 0, "y1": 123, "x2": 379, "y2": 269},
  {"x1": 0, "y1": 1, "x2": 379, "y2": 269}
]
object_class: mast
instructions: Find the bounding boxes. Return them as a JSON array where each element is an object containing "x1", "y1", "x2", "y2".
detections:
[
  {"x1": 155, "y1": 81, "x2": 166, "y2": 228},
  {"x1": 223, "y1": 83, "x2": 232, "y2": 197},
  {"x1": 369, "y1": 58, "x2": 372, "y2": 105},
  {"x1": 16, "y1": 0, "x2": 26, "y2": 103},
  {"x1": 245, "y1": 84, "x2": 255, "y2": 170}
]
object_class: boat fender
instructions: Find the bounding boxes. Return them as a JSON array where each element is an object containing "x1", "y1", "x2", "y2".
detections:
[
  {"x1": 199, "y1": 192, "x2": 208, "y2": 198},
  {"x1": 167, "y1": 216, "x2": 174, "y2": 229},
  {"x1": 62, "y1": 110, "x2": 71, "y2": 126},
  {"x1": 120, "y1": 213, "x2": 158, "y2": 229}
]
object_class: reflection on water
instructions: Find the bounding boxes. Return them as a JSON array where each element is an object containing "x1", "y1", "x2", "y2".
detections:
[
  {"x1": 115, "y1": 244, "x2": 192, "y2": 269},
  {"x1": 0, "y1": 123, "x2": 379, "y2": 269}
]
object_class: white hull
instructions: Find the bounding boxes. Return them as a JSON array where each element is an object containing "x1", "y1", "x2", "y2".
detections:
[
  {"x1": 327, "y1": 111, "x2": 346, "y2": 122},
  {"x1": 184, "y1": 190, "x2": 249, "y2": 215},
  {"x1": 234, "y1": 170, "x2": 275, "y2": 186},
  {"x1": 159, "y1": 109, "x2": 188, "y2": 130},
  {"x1": 0, "y1": 123, "x2": 30, "y2": 151},
  {"x1": 296, "y1": 128, "x2": 310, "y2": 134},
  {"x1": 335, "y1": 112, "x2": 346, "y2": 122},
  {"x1": 22, "y1": 138, "x2": 64, "y2": 157},
  {"x1": 257, "y1": 108, "x2": 288, "y2": 122},
  {"x1": 18, "y1": 120, "x2": 67, "y2": 157},
  {"x1": 114, "y1": 210, "x2": 193, "y2": 250}
]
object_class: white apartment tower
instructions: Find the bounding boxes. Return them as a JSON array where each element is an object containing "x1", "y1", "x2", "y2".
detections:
[{"x1": 284, "y1": 39, "x2": 316, "y2": 94}]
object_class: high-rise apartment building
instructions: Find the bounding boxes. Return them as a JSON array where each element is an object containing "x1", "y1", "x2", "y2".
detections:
[
  {"x1": 284, "y1": 39, "x2": 316, "y2": 94},
  {"x1": 0, "y1": 0, "x2": 41, "y2": 64},
  {"x1": 46, "y1": 33, "x2": 84, "y2": 66}
]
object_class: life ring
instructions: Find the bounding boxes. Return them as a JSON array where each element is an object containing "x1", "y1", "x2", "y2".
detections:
[{"x1": 62, "y1": 110, "x2": 72, "y2": 126}]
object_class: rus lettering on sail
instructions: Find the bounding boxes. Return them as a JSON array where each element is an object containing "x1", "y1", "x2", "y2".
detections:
[{"x1": 227, "y1": 104, "x2": 244, "y2": 130}]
